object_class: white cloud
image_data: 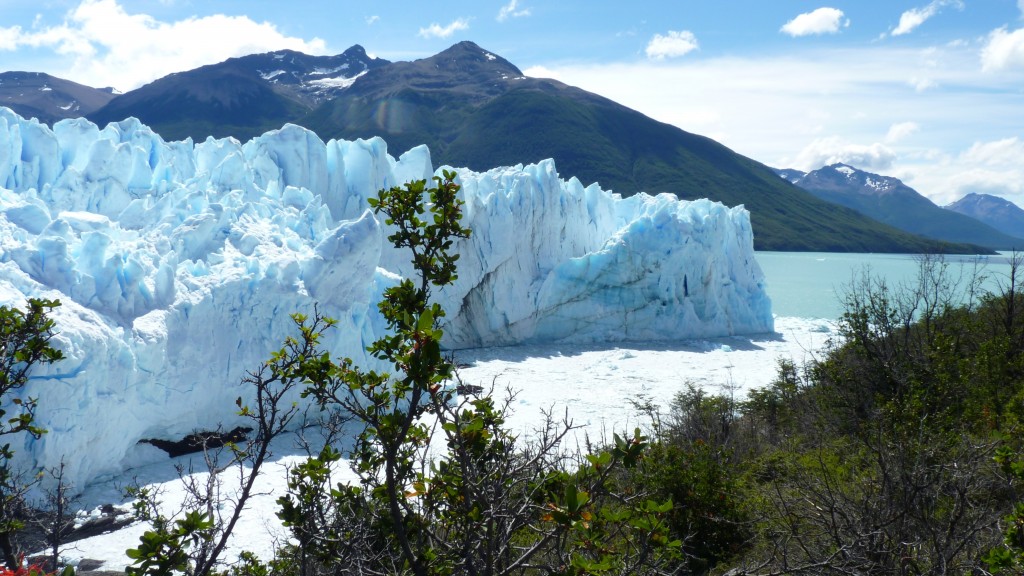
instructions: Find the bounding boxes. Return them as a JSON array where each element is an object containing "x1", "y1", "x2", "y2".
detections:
[
  {"x1": 497, "y1": 0, "x2": 530, "y2": 22},
  {"x1": 523, "y1": 65, "x2": 559, "y2": 80},
  {"x1": 981, "y1": 26, "x2": 1024, "y2": 71},
  {"x1": 948, "y1": 168, "x2": 1024, "y2": 199},
  {"x1": 366, "y1": 15, "x2": 380, "y2": 25},
  {"x1": 523, "y1": 42, "x2": 1020, "y2": 204},
  {"x1": 645, "y1": 30, "x2": 698, "y2": 60},
  {"x1": 898, "y1": 139, "x2": 1024, "y2": 203},
  {"x1": 962, "y1": 137, "x2": 1024, "y2": 166},
  {"x1": 0, "y1": 0, "x2": 326, "y2": 91},
  {"x1": 909, "y1": 76, "x2": 939, "y2": 91},
  {"x1": 886, "y1": 121, "x2": 920, "y2": 143},
  {"x1": 0, "y1": 26, "x2": 24, "y2": 51},
  {"x1": 892, "y1": 0, "x2": 963, "y2": 36},
  {"x1": 794, "y1": 137, "x2": 897, "y2": 171},
  {"x1": 417, "y1": 18, "x2": 470, "y2": 39},
  {"x1": 780, "y1": 8, "x2": 848, "y2": 37}
]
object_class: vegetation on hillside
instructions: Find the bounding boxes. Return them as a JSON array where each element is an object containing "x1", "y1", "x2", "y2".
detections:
[
  {"x1": 627, "y1": 255, "x2": 1024, "y2": 574},
  {"x1": 313, "y1": 83, "x2": 984, "y2": 254}
]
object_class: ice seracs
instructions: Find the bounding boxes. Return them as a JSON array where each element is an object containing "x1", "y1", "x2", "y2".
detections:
[{"x1": 0, "y1": 107, "x2": 773, "y2": 489}]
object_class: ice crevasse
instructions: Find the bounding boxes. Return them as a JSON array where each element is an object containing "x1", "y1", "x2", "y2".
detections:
[{"x1": 0, "y1": 107, "x2": 773, "y2": 487}]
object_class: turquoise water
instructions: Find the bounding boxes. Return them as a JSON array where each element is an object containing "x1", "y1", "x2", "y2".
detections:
[{"x1": 756, "y1": 251, "x2": 1017, "y2": 320}]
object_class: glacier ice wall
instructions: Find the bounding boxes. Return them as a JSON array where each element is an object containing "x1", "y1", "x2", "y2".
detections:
[{"x1": 0, "y1": 107, "x2": 772, "y2": 488}]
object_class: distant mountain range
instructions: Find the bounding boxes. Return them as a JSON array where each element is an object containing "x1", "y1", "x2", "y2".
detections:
[
  {"x1": 780, "y1": 164, "x2": 1024, "y2": 251},
  {"x1": 946, "y1": 193, "x2": 1024, "y2": 241},
  {"x1": 0, "y1": 42, "x2": 992, "y2": 254}
]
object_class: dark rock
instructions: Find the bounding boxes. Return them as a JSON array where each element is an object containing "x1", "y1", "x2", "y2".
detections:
[{"x1": 140, "y1": 426, "x2": 252, "y2": 458}]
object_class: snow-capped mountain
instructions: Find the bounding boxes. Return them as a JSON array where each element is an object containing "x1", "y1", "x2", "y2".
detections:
[
  {"x1": 0, "y1": 72, "x2": 116, "y2": 125},
  {"x1": 781, "y1": 163, "x2": 1024, "y2": 251},
  {"x1": 245, "y1": 46, "x2": 386, "y2": 104},
  {"x1": 946, "y1": 192, "x2": 1024, "y2": 240},
  {"x1": 0, "y1": 107, "x2": 773, "y2": 489},
  {"x1": 88, "y1": 45, "x2": 389, "y2": 142},
  {"x1": 794, "y1": 163, "x2": 904, "y2": 196}
]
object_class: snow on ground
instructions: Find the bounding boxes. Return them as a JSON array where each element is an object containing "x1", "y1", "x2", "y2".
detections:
[
  {"x1": 56, "y1": 315, "x2": 832, "y2": 571},
  {"x1": 454, "y1": 316, "x2": 832, "y2": 435}
]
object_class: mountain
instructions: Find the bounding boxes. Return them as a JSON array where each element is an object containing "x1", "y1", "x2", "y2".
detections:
[
  {"x1": 11, "y1": 42, "x2": 989, "y2": 253},
  {"x1": 946, "y1": 193, "x2": 1024, "y2": 240},
  {"x1": 88, "y1": 46, "x2": 389, "y2": 142},
  {"x1": 298, "y1": 42, "x2": 984, "y2": 253},
  {"x1": 0, "y1": 71, "x2": 116, "y2": 124},
  {"x1": 783, "y1": 163, "x2": 1024, "y2": 251}
]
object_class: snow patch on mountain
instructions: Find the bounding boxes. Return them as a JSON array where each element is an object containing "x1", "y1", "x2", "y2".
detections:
[
  {"x1": 0, "y1": 107, "x2": 772, "y2": 489},
  {"x1": 311, "y1": 64, "x2": 351, "y2": 75},
  {"x1": 307, "y1": 71, "x2": 367, "y2": 90},
  {"x1": 865, "y1": 177, "x2": 892, "y2": 191},
  {"x1": 259, "y1": 70, "x2": 286, "y2": 81}
]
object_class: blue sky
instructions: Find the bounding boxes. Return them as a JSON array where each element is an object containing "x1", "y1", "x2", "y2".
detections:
[{"x1": 2, "y1": 1, "x2": 1024, "y2": 206}]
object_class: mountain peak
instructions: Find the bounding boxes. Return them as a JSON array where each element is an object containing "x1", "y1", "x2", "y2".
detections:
[
  {"x1": 333, "y1": 41, "x2": 527, "y2": 109},
  {"x1": 813, "y1": 163, "x2": 899, "y2": 194},
  {"x1": 420, "y1": 41, "x2": 524, "y2": 78},
  {"x1": 343, "y1": 44, "x2": 370, "y2": 58},
  {"x1": 949, "y1": 192, "x2": 1016, "y2": 209},
  {"x1": 947, "y1": 192, "x2": 1024, "y2": 239}
]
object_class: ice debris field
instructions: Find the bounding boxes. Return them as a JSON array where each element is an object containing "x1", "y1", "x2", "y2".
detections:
[{"x1": 0, "y1": 107, "x2": 773, "y2": 489}]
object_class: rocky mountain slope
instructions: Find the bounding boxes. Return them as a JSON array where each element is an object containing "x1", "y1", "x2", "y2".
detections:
[
  {"x1": 0, "y1": 71, "x2": 116, "y2": 124},
  {"x1": 946, "y1": 192, "x2": 1024, "y2": 240},
  {"x1": 88, "y1": 45, "x2": 389, "y2": 142}
]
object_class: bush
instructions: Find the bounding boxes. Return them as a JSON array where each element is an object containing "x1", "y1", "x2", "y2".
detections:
[
  {"x1": 0, "y1": 299, "x2": 63, "y2": 569},
  {"x1": 721, "y1": 257, "x2": 1024, "y2": 575}
]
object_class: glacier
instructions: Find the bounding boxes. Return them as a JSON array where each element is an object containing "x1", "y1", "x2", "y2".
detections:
[{"x1": 0, "y1": 107, "x2": 772, "y2": 488}]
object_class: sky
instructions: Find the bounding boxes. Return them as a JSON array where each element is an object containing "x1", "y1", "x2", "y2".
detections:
[{"x1": 1, "y1": 0, "x2": 1024, "y2": 206}]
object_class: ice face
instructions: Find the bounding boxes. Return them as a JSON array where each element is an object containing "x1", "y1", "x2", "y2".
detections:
[{"x1": 0, "y1": 107, "x2": 772, "y2": 488}]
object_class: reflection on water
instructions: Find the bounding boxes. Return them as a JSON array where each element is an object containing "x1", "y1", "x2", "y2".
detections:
[{"x1": 755, "y1": 251, "x2": 1016, "y2": 320}]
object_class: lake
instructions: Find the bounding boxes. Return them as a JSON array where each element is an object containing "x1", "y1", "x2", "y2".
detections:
[{"x1": 756, "y1": 251, "x2": 1020, "y2": 320}]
